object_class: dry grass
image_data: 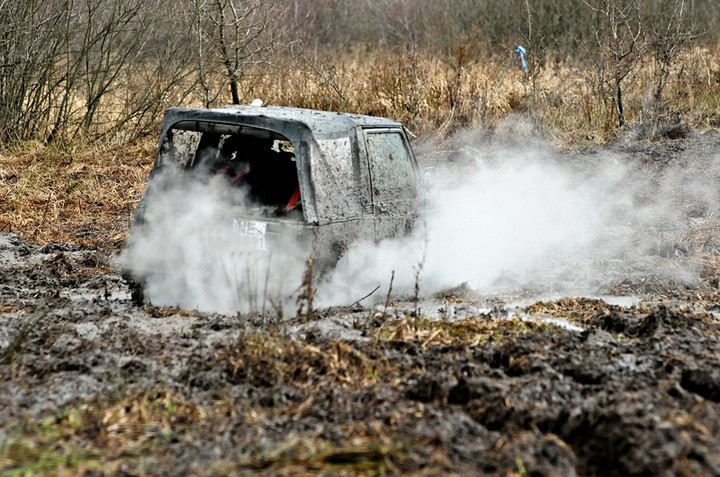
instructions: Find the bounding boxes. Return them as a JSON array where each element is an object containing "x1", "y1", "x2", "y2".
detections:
[
  {"x1": 1, "y1": 45, "x2": 719, "y2": 249},
  {"x1": 0, "y1": 389, "x2": 200, "y2": 475},
  {"x1": 524, "y1": 298, "x2": 620, "y2": 322},
  {"x1": 370, "y1": 314, "x2": 545, "y2": 348},
  {"x1": 222, "y1": 333, "x2": 390, "y2": 389},
  {"x1": 247, "y1": 45, "x2": 720, "y2": 143},
  {"x1": 0, "y1": 140, "x2": 154, "y2": 249}
]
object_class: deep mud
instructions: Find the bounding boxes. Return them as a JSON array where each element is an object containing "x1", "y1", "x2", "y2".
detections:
[{"x1": 3, "y1": 133, "x2": 720, "y2": 475}]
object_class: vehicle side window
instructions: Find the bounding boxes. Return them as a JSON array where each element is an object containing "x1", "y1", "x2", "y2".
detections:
[{"x1": 365, "y1": 131, "x2": 416, "y2": 199}]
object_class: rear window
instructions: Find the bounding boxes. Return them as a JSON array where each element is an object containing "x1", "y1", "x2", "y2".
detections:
[{"x1": 158, "y1": 124, "x2": 300, "y2": 211}]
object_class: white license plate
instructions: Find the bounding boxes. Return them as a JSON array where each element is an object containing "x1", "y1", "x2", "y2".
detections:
[{"x1": 232, "y1": 219, "x2": 268, "y2": 251}]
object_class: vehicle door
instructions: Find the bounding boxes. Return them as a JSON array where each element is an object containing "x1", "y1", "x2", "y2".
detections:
[{"x1": 362, "y1": 128, "x2": 419, "y2": 241}]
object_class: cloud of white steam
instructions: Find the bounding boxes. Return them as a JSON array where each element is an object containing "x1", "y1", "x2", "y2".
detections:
[
  {"x1": 318, "y1": 147, "x2": 612, "y2": 305},
  {"x1": 122, "y1": 168, "x2": 307, "y2": 314}
]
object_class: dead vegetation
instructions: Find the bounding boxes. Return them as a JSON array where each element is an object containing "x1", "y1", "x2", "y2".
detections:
[
  {"x1": 2, "y1": 44, "x2": 719, "y2": 250},
  {"x1": 0, "y1": 141, "x2": 153, "y2": 247},
  {"x1": 2, "y1": 0, "x2": 718, "y2": 148}
]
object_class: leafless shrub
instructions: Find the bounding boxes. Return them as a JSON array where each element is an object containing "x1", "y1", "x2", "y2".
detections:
[
  {"x1": 188, "y1": 0, "x2": 290, "y2": 107},
  {"x1": 295, "y1": 0, "x2": 719, "y2": 55},
  {"x1": 640, "y1": 0, "x2": 696, "y2": 139},
  {"x1": 0, "y1": 0, "x2": 195, "y2": 145},
  {"x1": 583, "y1": 0, "x2": 646, "y2": 131},
  {"x1": 0, "y1": 0, "x2": 68, "y2": 143}
]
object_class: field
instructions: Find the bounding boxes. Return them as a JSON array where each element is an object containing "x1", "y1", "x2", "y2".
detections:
[
  {"x1": 3, "y1": 124, "x2": 720, "y2": 475},
  {"x1": 3, "y1": 4, "x2": 720, "y2": 472}
]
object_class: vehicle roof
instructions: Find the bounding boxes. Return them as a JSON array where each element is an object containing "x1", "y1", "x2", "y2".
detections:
[{"x1": 163, "y1": 104, "x2": 404, "y2": 137}]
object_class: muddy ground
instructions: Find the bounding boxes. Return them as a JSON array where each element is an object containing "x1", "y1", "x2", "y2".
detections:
[{"x1": 2, "y1": 133, "x2": 720, "y2": 476}]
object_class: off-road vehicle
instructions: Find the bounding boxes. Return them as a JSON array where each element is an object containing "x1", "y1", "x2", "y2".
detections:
[{"x1": 124, "y1": 104, "x2": 423, "y2": 304}]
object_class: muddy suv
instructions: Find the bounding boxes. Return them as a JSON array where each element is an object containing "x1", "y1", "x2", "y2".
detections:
[{"x1": 124, "y1": 104, "x2": 422, "y2": 303}]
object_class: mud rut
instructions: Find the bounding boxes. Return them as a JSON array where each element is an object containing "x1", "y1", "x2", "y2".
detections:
[{"x1": 2, "y1": 135, "x2": 720, "y2": 476}]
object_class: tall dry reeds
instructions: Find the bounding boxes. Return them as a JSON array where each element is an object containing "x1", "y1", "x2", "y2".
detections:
[
  {"x1": 242, "y1": 44, "x2": 720, "y2": 143},
  {"x1": 1, "y1": 0, "x2": 718, "y2": 148}
]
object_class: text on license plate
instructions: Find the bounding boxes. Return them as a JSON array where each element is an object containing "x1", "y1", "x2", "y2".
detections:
[{"x1": 232, "y1": 219, "x2": 268, "y2": 251}]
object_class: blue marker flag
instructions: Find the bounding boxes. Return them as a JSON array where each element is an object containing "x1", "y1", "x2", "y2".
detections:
[{"x1": 514, "y1": 45, "x2": 528, "y2": 75}]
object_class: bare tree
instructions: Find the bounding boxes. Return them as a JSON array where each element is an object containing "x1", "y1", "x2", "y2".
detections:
[
  {"x1": 189, "y1": 0, "x2": 289, "y2": 107},
  {"x1": 87, "y1": 0, "x2": 197, "y2": 142},
  {"x1": 0, "y1": 0, "x2": 196, "y2": 145},
  {"x1": 642, "y1": 0, "x2": 695, "y2": 138},
  {"x1": 584, "y1": 0, "x2": 646, "y2": 129},
  {"x1": 0, "y1": 0, "x2": 69, "y2": 143}
]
